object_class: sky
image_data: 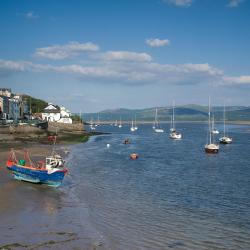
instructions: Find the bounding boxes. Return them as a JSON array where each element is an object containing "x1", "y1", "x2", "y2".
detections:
[{"x1": 0, "y1": 0, "x2": 250, "y2": 112}]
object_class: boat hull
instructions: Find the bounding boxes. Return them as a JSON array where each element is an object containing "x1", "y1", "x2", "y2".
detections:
[
  {"x1": 6, "y1": 164, "x2": 67, "y2": 187},
  {"x1": 219, "y1": 137, "x2": 232, "y2": 144},
  {"x1": 154, "y1": 128, "x2": 164, "y2": 133},
  {"x1": 204, "y1": 148, "x2": 219, "y2": 154},
  {"x1": 204, "y1": 144, "x2": 219, "y2": 154},
  {"x1": 169, "y1": 132, "x2": 182, "y2": 139}
]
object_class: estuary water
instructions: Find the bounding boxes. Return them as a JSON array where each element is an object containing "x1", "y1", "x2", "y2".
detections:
[{"x1": 1, "y1": 123, "x2": 250, "y2": 249}]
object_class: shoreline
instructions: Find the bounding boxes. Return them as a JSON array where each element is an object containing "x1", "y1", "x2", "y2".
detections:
[
  {"x1": 91, "y1": 120, "x2": 250, "y2": 125},
  {"x1": 0, "y1": 128, "x2": 106, "y2": 169}
]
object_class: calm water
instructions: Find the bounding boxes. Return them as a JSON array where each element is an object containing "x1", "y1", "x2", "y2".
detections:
[{"x1": 1, "y1": 123, "x2": 250, "y2": 249}]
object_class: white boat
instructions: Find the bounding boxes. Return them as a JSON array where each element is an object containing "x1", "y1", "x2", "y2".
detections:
[
  {"x1": 205, "y1": 97, "x2": 219, "y2": 153},
  {"x1": 134, "y1": 115, "x2": 138, "y2": 130},
  {"x1": 130, "y1": 120, "x2": 136, "y2": 132},
  {"x1": 89, "y1": 118, "x2": 96, "y2": 130},
  {"x1": 219, "y1": 104, "x2": 232, "y2": 144},
  {"x1": 95, "y1": 113, "x2": 100, "y2": 127},
  {"x1": 90, "y1": 125, "x2": 96, "y2": 130},
  {"x1": 169, "y1": 101, "x2": 182, "y2": 139},
  {"x1": 153, "y1": 108, "x2": 164, "y2": 133},
  {"x1": 118, "y1": 117, "x2": 122, "y2": 128},
  {"x1": 114, "y1": 120, "x2": 118, "y2": 127},
  {"x1": 211, "y1": 116, "x2": 219, "y2": 134}
]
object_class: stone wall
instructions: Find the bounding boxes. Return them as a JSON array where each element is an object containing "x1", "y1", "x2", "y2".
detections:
[
  {"x1": 9, "y1": 124, "x2": 45, "y2": 134},
  {"x1": 48, "y1": 121, "x2": 84, "y2": 133}
]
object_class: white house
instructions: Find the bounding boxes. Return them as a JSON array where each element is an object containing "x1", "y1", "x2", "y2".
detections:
[
  {"x1": 42, "y1": 103, "x2": 61, "y2": 122},
  {"x1": 60, "y1": 106, "x2": 71, "y2": 118},
  {"x1": 0, "y1": 88, "x2": 12, "y2": 97},
  {"x1": 42, "y1": 103, "x2": 72, "y2": 124}
]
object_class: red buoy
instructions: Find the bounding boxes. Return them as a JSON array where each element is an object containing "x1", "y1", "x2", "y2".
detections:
[{"x1": 130, "y1": 153, "x2": 138, "y2": 160}]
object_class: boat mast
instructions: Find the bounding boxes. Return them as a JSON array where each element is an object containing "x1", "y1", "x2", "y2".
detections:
[
  {"x1": 212, "y1": 116, "x2": 214, "y2": 131},
  {"x1": 97, "y1": 113, "x2": 100, "y2": 125},
  {"x1": 172, "y1": 101, "x2": 175, "y2": 130},
  {"x1": 208, "y1": 97, "x2": 211, "y2": 144},
  {"x1": 223, "y1": 103, "x2": 227, "y2": 137},
  {"x1": 155, "y1": 108, "x2": 158, "y2": 127}
]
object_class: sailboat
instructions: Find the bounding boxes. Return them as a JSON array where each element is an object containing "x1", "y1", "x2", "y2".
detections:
[
  {"x1": 89, "y1": 118, "x2": 96, "y2": 130},
  {"x1": 169, "y1": 101, "x2": 182, "y2": 139},
  {"x1": 211, "y1": 116, "x2": 219, "y2": 134},
  {"x1": 169, "y1": 115, "x2": 174, "y2": 132},
  {"x1": 134, "y1": 114, "x2": 138, "y2": 131},
  {"x1": 114, "y1": 120, "x2": 118, "y2": 127},
  {"x1": 95, "y1": 113, "x2": 100, "y2": 127},
  {"x1": 154, "y1": 108, "x2": 164, "y2": 133},
  {"x1": 205, "y1": 97, "x2": 219, "y2": 153},
  {"x1": 130, "y1": 120, "x2": 136, "y2": 132},
  {"x1": 118, "y1": 117, "x2": 122, "y2": 128},
  {"x1": 219, "y1": 104, "x2": 232, "y2": 144}
]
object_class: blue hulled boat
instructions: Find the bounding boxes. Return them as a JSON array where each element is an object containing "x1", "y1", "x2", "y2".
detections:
[{"x1": 6, "y1": 149, "x2": 68, "y2": 187}]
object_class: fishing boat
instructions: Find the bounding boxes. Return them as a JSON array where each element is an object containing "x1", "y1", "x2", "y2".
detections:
[
  {"x1": 205, "y1": 98, "x2": 219, "y2": 153},
  {"x1": 169, "y1": 101, "x2": 182, "y2": 139},
  {"x1": 153, "y1": 108, "x2": 164, "y2": 133},
  {"x1": 219, "y1": 104, "x2": 232, "y2": 144},
  {"x1": 211, "y1": 116, "x2": 219, "y2": 134},
  {"x1": 6, "y1": 149, "x2": 68, "y2": 187}
]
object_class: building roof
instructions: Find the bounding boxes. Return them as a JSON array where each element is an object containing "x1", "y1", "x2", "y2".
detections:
[{"x1": 42, "y1": 109, "x2": 60, "y2": 113}]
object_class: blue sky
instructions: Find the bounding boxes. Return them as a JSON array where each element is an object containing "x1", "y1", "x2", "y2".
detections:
[{"x1": 0, "y1": 0, "x2": 250, "y2": 112}]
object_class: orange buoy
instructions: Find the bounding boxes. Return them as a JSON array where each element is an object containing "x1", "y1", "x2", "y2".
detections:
[{"x1": 130, "y1": 153, "x2": 138, "y2": 160}]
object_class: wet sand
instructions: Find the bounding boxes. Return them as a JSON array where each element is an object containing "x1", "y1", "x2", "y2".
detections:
[{"x1": 0, "y1": 141, "x2": 105, "y2": 250}]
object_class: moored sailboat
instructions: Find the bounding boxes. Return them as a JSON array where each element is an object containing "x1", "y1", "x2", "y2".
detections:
[
  {"x1": 118, "y1": 117, "x2": 122, "y2": 128},
  {"x1": 153, "y1": 108, "x2": 164, "y2": 133},
  {"x1": 134, "y1": 114, "x2": 138, "y2": 131},
  {"x1": 219, "y1": 104, "x2": 232, "y2": 144},
  {"x1": 89, "y1": 118, "x2": 96, "y2": 130},
  {"x1": 205, "y1": 97, "x2": 219, "y2": 153},
  {"x1": 169, "y1": 101, "x2": 182, "y2": 139},
  {"x1": 211, "y1": 116, "x2": 219, "y2": 134},
  {"x1": 130, "y1": 120, "x2": 136, "y2": 132}
]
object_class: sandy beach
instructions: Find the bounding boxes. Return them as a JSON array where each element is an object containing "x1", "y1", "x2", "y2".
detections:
[{"x1": 0, "y1": 123, "x2": 107, "y2": 249}]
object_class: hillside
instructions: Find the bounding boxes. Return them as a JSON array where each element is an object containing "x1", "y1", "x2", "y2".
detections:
[
  {"x1": 22, "y1": 95, "x2": 48, "y2": 113},
  {"x1": 82, "y1": 105, "x2": 250, "y2": 122}
]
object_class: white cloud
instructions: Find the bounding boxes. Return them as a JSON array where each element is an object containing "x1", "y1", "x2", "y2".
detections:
[
  {"x1": 0, "y1": 60, "x2": 27, "y2": 72},
  {"x1": 96, "y1": 51, "x2": 152, "y2": 62},
  {"x1": 227, "y1": 0, "x2": 244, "y2": 7},
  {"x1": 25, "y1": 11, "x2": 39, "y2": 19},
  {"x1": 223, "y1": 76, "x2": 250, "y2": 84},
  {"x1": 34, "y1": 41, "x2": 99, "y2": 60},
  {"x1": 163, "y1": 0, "x2": 193, "y2": 7},
  {"x1": 145, "y1": 38, "x2": 170, "y2": 47},
  {"x1": 1, "y1": 57, "x2": 249, "y2": 88}
]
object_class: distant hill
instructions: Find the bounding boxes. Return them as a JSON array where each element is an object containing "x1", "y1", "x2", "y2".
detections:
[{"x1": 82, "y1": 105, "x2": 250, "y2": 122}]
